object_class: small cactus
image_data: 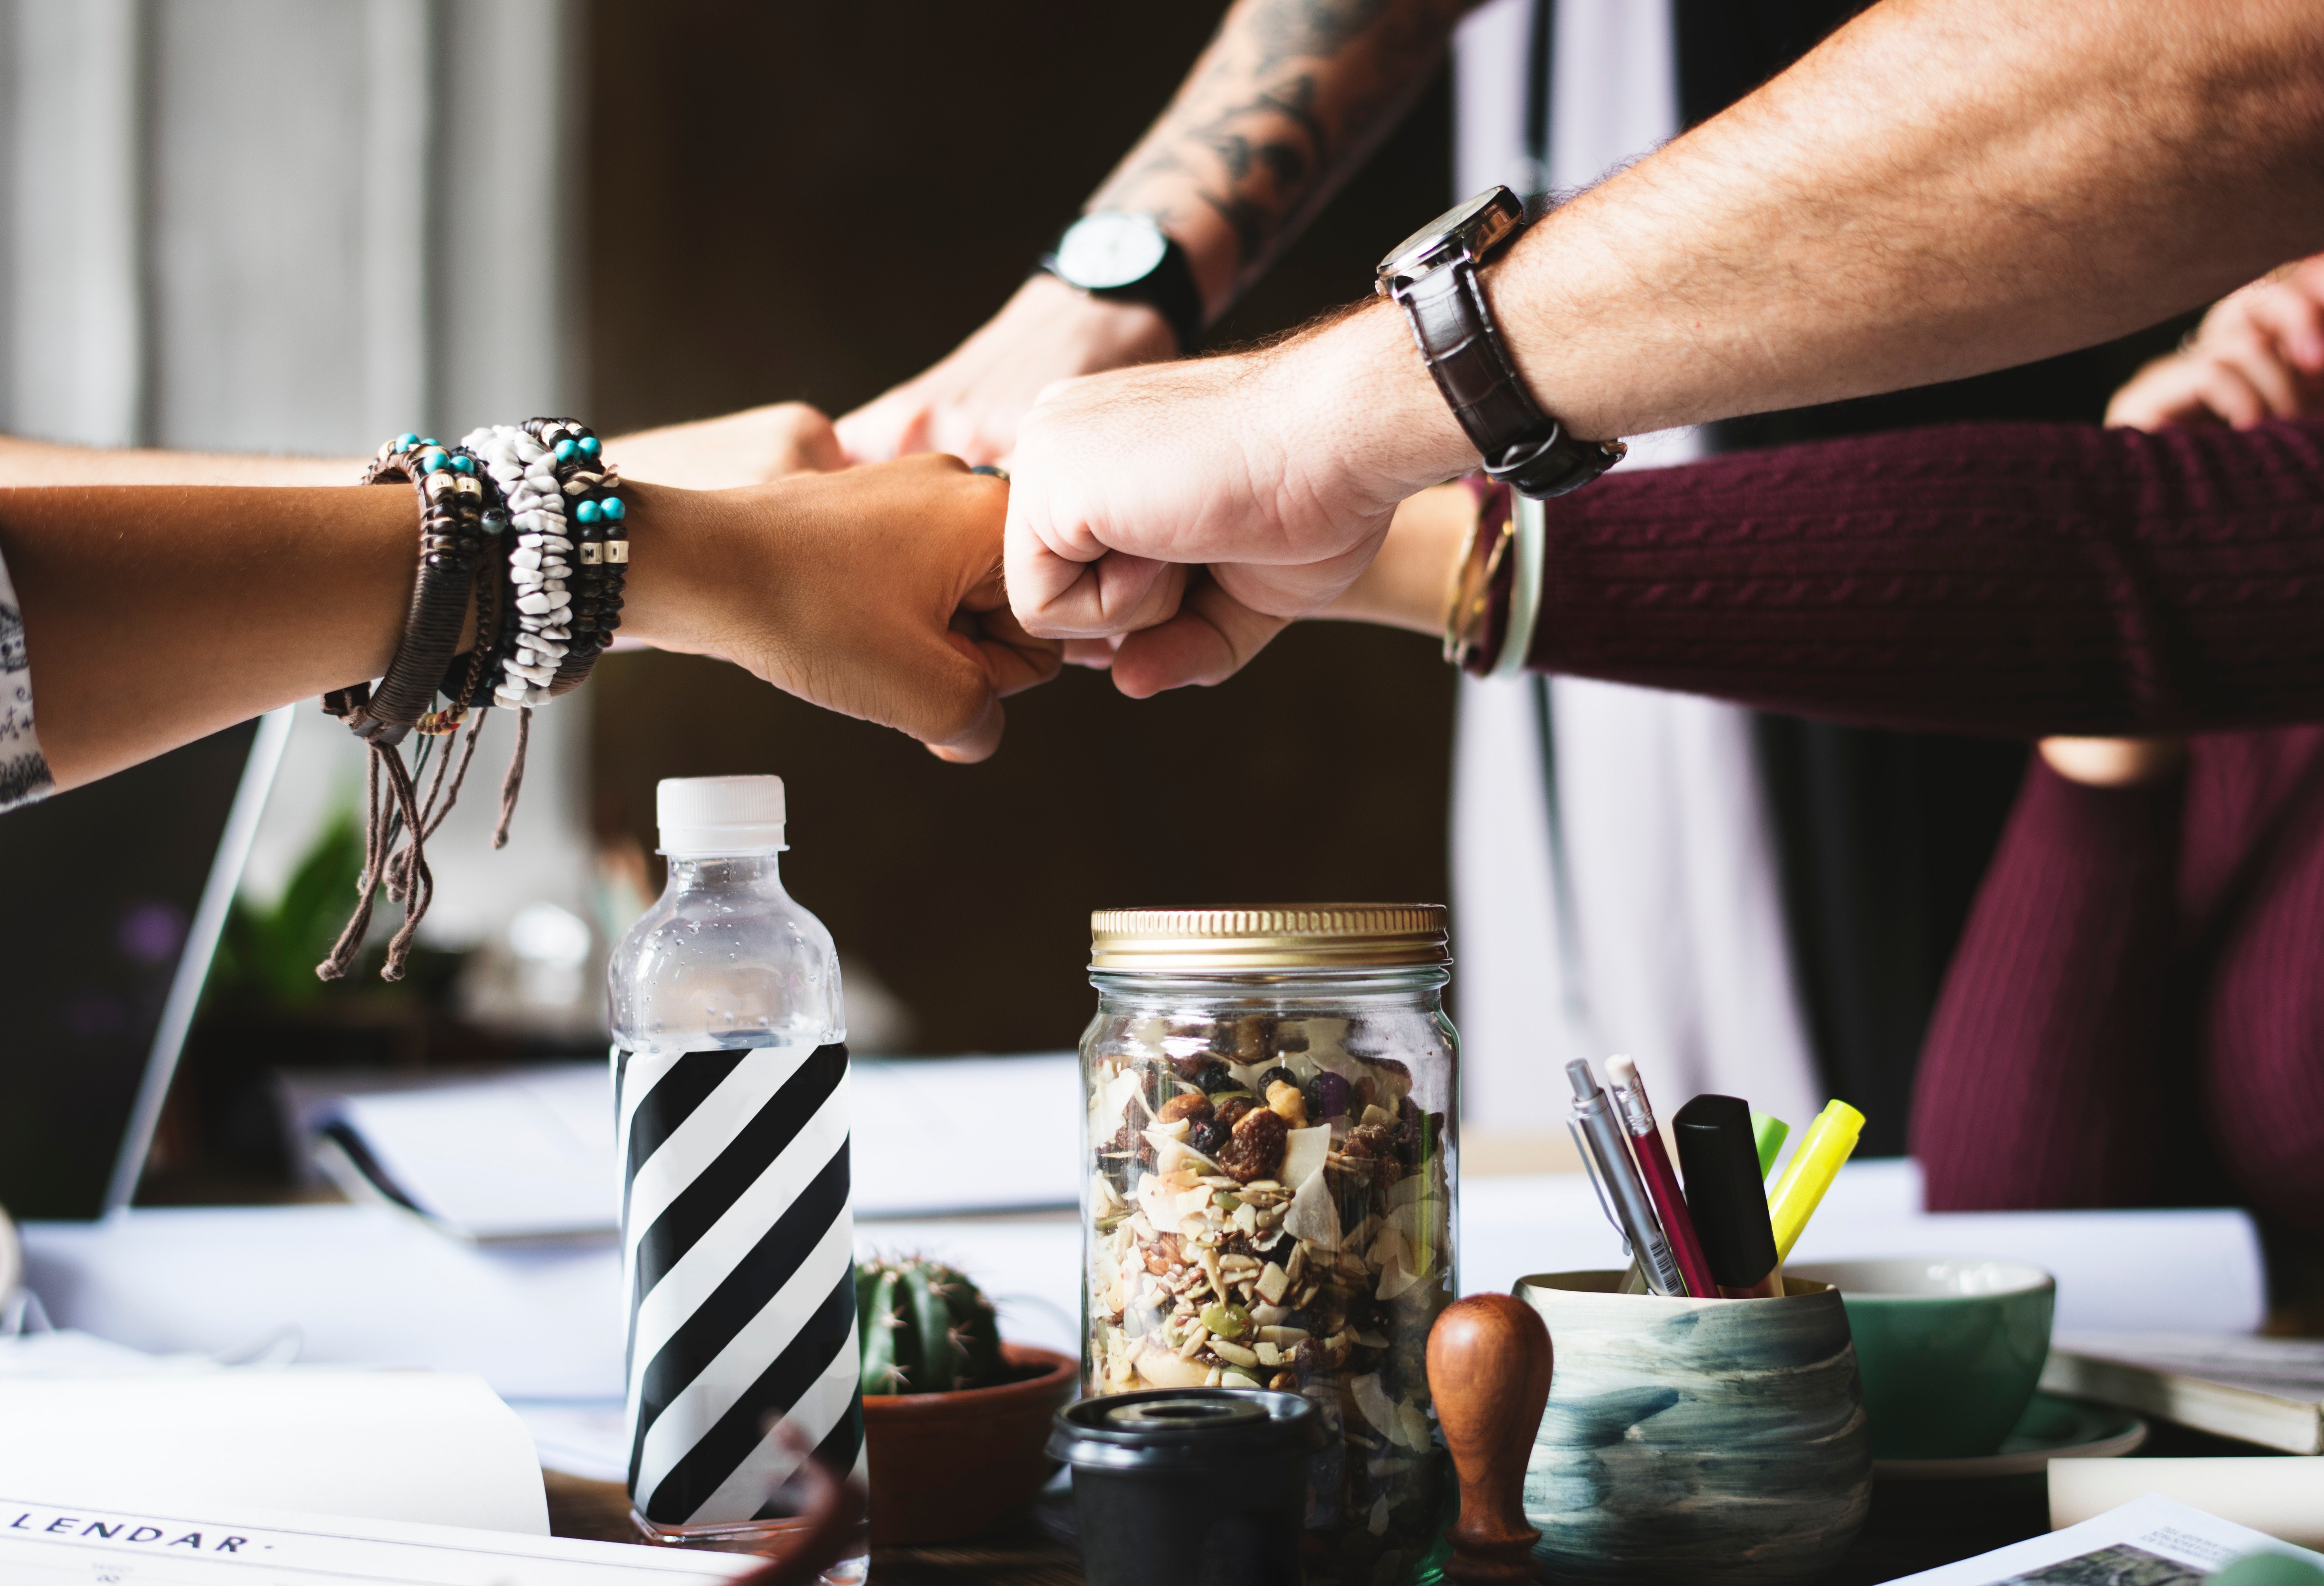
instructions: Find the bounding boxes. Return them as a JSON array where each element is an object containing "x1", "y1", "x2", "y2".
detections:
[{"x1": 856, "y1": 1255, "x2": 1004, "y2": 1396}]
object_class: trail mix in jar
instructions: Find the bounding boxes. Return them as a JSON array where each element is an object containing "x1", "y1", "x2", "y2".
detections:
[{"x1": 1085, "y1": 1010, "x2": 1453, "y2": 1584}]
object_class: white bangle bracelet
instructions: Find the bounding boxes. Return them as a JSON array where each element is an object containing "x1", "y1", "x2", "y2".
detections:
[
  {"x1": 466, "y1": 422, "x2": 571, "y2": 709},
  {"x1": 1490, "y1": 491, "x2": 1547, "y2": 678}
]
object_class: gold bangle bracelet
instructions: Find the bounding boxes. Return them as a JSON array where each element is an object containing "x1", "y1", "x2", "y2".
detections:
[
  {"x1": 1438, "y1": 515, "x2": 1482, "y2": 657},
  {"x1": 1443, "y1": 511, "x2": 1513, "y2": 669}
]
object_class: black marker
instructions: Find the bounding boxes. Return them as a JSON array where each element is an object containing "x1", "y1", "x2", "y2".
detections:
[{"x1": 1673, "y1": 1094, "x2": 1785, "y2": 1298}]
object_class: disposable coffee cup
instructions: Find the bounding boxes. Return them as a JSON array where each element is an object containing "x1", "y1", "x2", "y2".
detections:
[{"x1": 1789, "y1": 1257, "x2": 2055, "y2": 1460}]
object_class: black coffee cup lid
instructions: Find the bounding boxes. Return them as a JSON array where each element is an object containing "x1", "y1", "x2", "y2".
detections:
[
  {"x1": 1100, "y1": 1397, "x2": 1270, "y2": 1434},
  {"x1": 1050, "y1": 1389, "x2": 1315, "y2": 1470}
]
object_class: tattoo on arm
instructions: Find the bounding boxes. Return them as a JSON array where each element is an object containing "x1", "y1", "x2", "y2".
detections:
[{"x1": 1090, "y1": 0, "x2": 1476, "y2": 305}]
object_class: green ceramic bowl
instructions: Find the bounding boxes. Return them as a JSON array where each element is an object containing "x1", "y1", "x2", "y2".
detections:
[{"x1": 1789, "y1": 1257, "x2": 2055, "y2": 1460}]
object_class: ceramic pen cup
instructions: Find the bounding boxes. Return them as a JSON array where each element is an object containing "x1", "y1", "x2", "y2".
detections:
[
  {"x1": 1788, "y1": 1257, "x2": 2055, "y2": 1460},
  {"x1": 1514, "y1": 1271, "x2": 1871, "y2": 1586}
]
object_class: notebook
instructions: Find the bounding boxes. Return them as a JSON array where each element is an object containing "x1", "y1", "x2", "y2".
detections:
[
  {"x1": 0, "y1": 1494, "x2": 758, "y2": 1583},
  {"x1": 2042, "y1": 1333, "x2": 2324, "y2": 1453},
  {"x1": 1886, "y1": 1494, "x2": 2322, "y2": 1585},
  {"x1": 0, "y1": 1367, "x2": 549, "y2": 1535}
]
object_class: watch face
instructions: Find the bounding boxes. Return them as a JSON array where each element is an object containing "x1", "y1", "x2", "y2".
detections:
[
  {"x1": 1376, "y1": 187, "x2": 1523, "y2": 287},
  {"x1": 1054, "y1": 212, "x2": 1170, "y2": 291}
]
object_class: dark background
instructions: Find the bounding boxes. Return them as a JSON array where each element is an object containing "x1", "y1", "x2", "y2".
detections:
[
  {"x1": 584, "y1": 0, "x2": 1461, "y2": 1057},
  {"x1": 0, "y1": 721, "x2": 256, "y2": 1216}
]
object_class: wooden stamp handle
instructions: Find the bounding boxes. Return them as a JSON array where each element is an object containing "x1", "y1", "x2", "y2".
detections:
[{"x1": 1427, "y1": 1294, "x2": 1553, "y2": 1584}]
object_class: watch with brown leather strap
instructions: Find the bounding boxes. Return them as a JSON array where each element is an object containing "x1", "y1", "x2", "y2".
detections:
[{"x1": 1376, "y1": 187, "x2": 1626, "y2": 498}]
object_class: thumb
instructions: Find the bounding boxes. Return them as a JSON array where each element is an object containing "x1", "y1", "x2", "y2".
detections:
[
  {"x1": 1109, "y1": 579, "x2": 1292, "y2": 696},
  {"x1": 901, "y1": 634, "x2": 1008, "y2": 762}
]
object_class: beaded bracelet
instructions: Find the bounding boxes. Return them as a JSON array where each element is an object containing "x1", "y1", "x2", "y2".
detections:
[
  {"x1": 320, "y1": 417, "x2": 632, "y2": 984},
  {"x1": 518, "y1": 417, "x2": 627, "y2": 696},
  {"x1": 318, "y1": 435, "x2": 496, "y2": 982}
]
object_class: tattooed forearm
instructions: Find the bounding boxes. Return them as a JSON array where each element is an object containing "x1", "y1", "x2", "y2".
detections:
[{"x1": 1088, "y1": 0, "x2": 1477, "y2": 316}]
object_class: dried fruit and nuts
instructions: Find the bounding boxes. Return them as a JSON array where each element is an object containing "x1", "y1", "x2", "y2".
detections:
[{"x1": 1084, "y1": 1012, "x2": 1452, "y2": 1584}]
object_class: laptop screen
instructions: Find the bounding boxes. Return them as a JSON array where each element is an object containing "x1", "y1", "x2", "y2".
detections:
[{"x1": 0, "y1": 713, "x2": 282, "y2": 1219}]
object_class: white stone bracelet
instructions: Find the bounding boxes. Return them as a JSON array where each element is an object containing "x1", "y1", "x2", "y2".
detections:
[{"x1": 463, "y1": 422, "x2": 571, "y2": 709}]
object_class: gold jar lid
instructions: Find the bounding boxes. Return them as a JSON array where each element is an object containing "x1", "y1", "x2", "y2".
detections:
[{"x1": 1089, "y1": 904, "x2": 1450, "y2": 972}]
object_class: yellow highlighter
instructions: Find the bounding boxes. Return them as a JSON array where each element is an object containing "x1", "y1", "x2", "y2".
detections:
[{"x1": 1766, "y1": 1099, "x2": 1865, "y2": 1260}]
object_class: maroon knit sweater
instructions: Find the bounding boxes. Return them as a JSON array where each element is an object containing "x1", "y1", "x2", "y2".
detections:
[
  {"x1": 1522, "y1": 417, "x2": 2324, "y2": 1237},
  {"x1": 1525, "y1": 416, "x2": 2324, "y2": 736}
]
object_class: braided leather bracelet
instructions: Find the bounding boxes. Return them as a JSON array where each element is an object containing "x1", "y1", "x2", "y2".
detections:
[
  {"x1": 317, "y1": 435, "x2": 495, "y2": 982},
  {"x1": 324, "y1": 437, "x2": 491, "y2": 743}
]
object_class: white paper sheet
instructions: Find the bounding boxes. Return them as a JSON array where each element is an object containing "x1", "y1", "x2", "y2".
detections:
[
  {"x1": 0, "y1": 1371, "x2": 548, "y2": 1535},
  {"x1": 2050, "y1": 1460, "x2": 2324, "y2": 1549},
  {"x1": 297, "y1": 1052, "x2": 1084, "y2": 1240},
  {"x1": 849, "y1": 1054, "x2": 1081, "y2": 1216},
  {"x1": 22, "y1": 1206, "x2": 626, "y2": 1398},
  {"x1": 312, "y1": 1067, "x2": 617, "y2": 1239},
  {"x1": 1887, "y1": 1494, "x2": 2322, "y2": 1585},
  {"x1": 1458, "y1": 1159, "x2": 2267, "y2": 1334},
  {"x1": 21, "y1": 1155, "x2": 2265, "y2": 1419},
  {"x1": 0, "y1": 1495, "x2": 756, "y2": 1584}
]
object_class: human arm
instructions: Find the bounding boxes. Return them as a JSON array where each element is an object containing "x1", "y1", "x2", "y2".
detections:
[
  {"x1": 1329, "y1": 417, "x2": 2324, "y2": 737},
  {"x1": 1909, "y1": 755, "x2": 2187, "y2": 1210},
  {"x1": 0, "y1": 403, "x2": 845, "y2": 491},
  {"x1": 2040, "y1": 252, "x2": 2324, "y2": 778},
  {"x1": 833, "y1": 0, "x2": 1476, "y2": 464},
  {"x1": 0, "y1": 455, "x2": 1051, "y2": 790},
  {"x1": 0, "y1": 434, "x2": 355, "y2": 486},
  {"x1": 1009, "y1": 0, "x2": 2324, "y2": 686}
]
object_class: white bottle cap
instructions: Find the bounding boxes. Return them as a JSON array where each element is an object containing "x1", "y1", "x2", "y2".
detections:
[{"x1": 657, "y1": 775, "x2": 787, "y2": 854}]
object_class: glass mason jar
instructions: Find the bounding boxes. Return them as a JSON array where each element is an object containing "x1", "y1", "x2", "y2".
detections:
[{"x1": 1079, "y1": 905, "x2": 1459, "y2": 1586}]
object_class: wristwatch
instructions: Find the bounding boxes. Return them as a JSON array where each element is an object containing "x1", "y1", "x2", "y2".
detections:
[
  {"x1": 1043, "y1": 212, "x2": 1206, "y2": 355},
  {"x1": 1375, "y1": 187, "x2": 1625, "y2": 498}
]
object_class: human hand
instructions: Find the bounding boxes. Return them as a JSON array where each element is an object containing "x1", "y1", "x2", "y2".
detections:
[
  {"x1": 607, "y1": 402, "x2": 846, "y2": 490},
  {"x1": 834, "y1": 274, "x2": 1179, "y2": 466},
  {"x1": 2107, "y1": 256, "x2": 2324, "y2": 431},
  {"x1": 621, "y1": 458, "x2": 1058, "y2": 761},
  {"x1": 1004, "y1": 302, "x2": 1470, "y2": 695}
]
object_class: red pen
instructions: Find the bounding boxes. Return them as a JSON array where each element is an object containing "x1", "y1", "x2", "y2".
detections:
[{"x1": 1605, "y1": 1054, "x2": 1718, "y2": 1300}]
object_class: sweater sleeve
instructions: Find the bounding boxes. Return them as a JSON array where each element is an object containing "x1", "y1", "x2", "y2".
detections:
[
  {"x1": 1525, "y1": 417, "x2": 2324, "y2": 737},
  {"x1": 0, "y1": 542, "x2": 51, "y2": 812}
]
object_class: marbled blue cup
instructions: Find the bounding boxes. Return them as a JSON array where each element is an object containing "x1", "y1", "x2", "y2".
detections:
[{"x1": 1514, "y1": 1271, "x2": 1871, "y2": 1586}]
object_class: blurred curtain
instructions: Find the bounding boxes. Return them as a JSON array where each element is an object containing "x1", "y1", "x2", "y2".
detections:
[
  {"x1": 1446, "y1": 0, "x2": 1824, "y2": 1135},
  {"x1": 0, "y1": 0, "x2": 596, "y2": 952}
]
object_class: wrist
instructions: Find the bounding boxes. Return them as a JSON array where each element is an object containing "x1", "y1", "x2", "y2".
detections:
[
  {"x1": 1073, "y1": 187, "x2": 1242, "y2": 319},
  {"x1": 610, "y1": 480, "x2": 733, "y2": 654},
  {"x1": 1282, "y1": 301, "x2": 1477, "y2": 505},
  {"x1": 1008, "y1": 272, "x2": 1180, "y2": 368},
  {"x1": 1322, "y1": 482, "x2": 1479, "y2": 634}
]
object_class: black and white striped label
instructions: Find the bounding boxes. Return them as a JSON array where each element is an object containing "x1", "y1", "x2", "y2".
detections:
[{"x1": 615, "y1": 1041, "x2": 863, "y2": 1527}]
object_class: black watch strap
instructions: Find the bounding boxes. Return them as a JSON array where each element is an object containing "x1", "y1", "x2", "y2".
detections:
[
  {"x1": 1042, "y1": 233, "x2": 1205, "y2": 355},
  {"x1": 1395, "y1": 261, "x2": 1624, "y2": 498}
]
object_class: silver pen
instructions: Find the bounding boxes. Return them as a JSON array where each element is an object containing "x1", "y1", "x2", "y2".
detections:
[{"x1": 1567, "y1": 1058, "x2": 1688, "y2": 1296}]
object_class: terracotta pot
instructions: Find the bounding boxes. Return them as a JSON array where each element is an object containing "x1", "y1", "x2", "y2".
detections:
[{"x1": 860, "y1": 1342, "x2": 1078, "y2": 1546}]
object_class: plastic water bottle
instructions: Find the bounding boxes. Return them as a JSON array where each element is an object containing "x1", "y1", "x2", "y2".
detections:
[{"x1": 609, "y1": 775, "x2": 863, "y2": 1576}]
